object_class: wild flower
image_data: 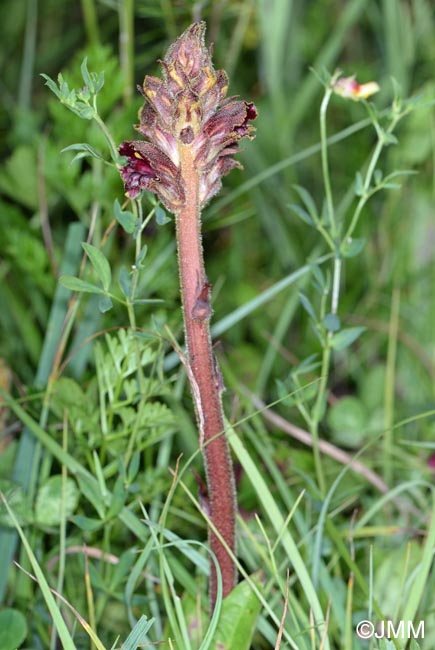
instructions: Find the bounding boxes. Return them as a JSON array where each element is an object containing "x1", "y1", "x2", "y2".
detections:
[
  {"x1": 119, "y1": 21, "x2": 257, "y2": 212},
  {"x1": 333, "y1": 75, "x2": 380, "y2": 101}
]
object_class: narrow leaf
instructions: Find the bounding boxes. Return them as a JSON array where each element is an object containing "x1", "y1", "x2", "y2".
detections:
[
  {"x1": 330, "y1": 326, "x2": 366, "y2": 350},
  {"x1": 61, "y1": 143, "x2": 104, "y2": 162},
  {"x1": 114, "y1": 199, "x2": 136, "y2": 234},
  {"x1": 136, "y1": 244, "x2": 148, "y2": 267},
  {"x1": 292, "y1": 184, "x2": 319, "y2": 220},
  {"x1": 354, "y1": 172, "x2": 364, "y2": 197},
  {"x1": 82, "y1": 243, "x2": 111, "y2": 291},
  {"x1": 155, "y1": 205, "x2": 171, "y2": 225},
  {"x1": 119, "y1": 266, "x2": 132, "y2": 299},
  {"x1": 288, "y1": 203, "x2": 314, "y2": 226},
  {"x1": 98, "y1": 296, "x2": 113, "y2": 313},
  {"x1": 122, "y1": 615, "x2": 155, "y2": 650},
  {"x1": 70, "y1": 515, "x2": 103, "y2": 532},
  {"x1": 341, "y1": 237, "x2": 366, "y2": 258},
  {"x1": 60, "y1": 275, "x2": 104, "y2": 295},
  {"x1": 299, "y1": 292, "x2": 317, "y2": 321},
  {"x1": 80, "y1": 58, "x2": 92, "y2": 89},
  {"x1": 40, "y1": 73, "x2": 61, "y2": 99}
]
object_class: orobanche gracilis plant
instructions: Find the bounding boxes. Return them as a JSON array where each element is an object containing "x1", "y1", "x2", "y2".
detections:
[{"x1": 118, "y1": 22, "x2": 257, "y2": 606}]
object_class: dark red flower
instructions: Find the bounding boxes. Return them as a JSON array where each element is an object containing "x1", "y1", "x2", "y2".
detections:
[{"x1": 119, "y1": 142, "x2": 157, "y2": 199}]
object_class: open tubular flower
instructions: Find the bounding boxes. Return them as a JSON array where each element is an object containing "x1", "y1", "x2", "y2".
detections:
[
  {"x1": 118, "y1": 21, "x2": 257, "y2": 211},
  {"x1": 333, "y1": 75, "x2": 380, "y2": 102}
]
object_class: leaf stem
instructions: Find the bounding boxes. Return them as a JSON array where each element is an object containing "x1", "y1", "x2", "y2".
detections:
[
  {"x1": 344, "y1": 111, "x2": 402, "y2": 243},
  {"x1": 92, "y1": 111, "x2": 120, "y2": 164}
]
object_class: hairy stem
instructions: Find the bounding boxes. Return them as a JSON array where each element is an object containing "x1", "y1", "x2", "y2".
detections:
[{"x1": 176, "y1": 143, "x2": 236, "y2": 607}]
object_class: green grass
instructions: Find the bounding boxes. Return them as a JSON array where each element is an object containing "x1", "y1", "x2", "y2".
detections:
[{"x1": 0, "y1": 1, "x2": 435, "y2": 649}]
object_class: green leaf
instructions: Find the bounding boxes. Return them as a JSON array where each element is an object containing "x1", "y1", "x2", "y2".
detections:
[
  {"x1": 0, "y1": 494, "x2": 78, "y2": 650},
  {"x1": 310, "y1": 263, "x2": 326, "y2": 290},
  {"x1": 382, "y1": 183, "x2": 401, "y2": 190},
  {"x1": 0, "y1": 608, "x2": 28, "y2": 649},
  {"x1": 155, "y1": 205, "x2": 171, "y2": 225},
  {"x1": 354, "y1": 171, "x2": 364, "y2": 197},
  {"x1": 327, "y1": 397, "x2": 367, "y2": 447},
  {"x1": 374, "y1": 168, "x2": 383, "y2": 185},
  {"x1": 82, "y1": 242, "x2": 111, "y2": 291},
  {"x1": 60, "y1": 275, "x2": 104, "y2": 294},
  {"x1": 40, "y1": 73, "x2": 62, "y2": 99},
  {"x1": 106, "y1": 475, "x2": 127, "y2": 520},
  {"x1": 294, "y1": 353, "x2": 320, "y2": 375},
  {"x1": 119, "y1": 266, "x2": 132, "y2": 299},
  {"x1": 132, "y1": 298, "x2": 164, "y2": 305},
  {"x1": 70, "y1": 515, "x2": 103, "y2": 532},
  {"x1": 122, "y1": 615, "x2": 155, "y2": 650},
  {"x1": 292, "y1": 184, "x2": 319, "y2": 221},
  {"x1": 109, "y1": 550, "x2": 136, "y2": 592},
  {"x1": 322, "y1": 313, "x2": 341, "y2": 332},
  {"x1": 136, "y1": 244, "x2": 148, "y2": 267},
  {"x1": 0, "y1": 480, "x2": 32, "y2": 527},
  {"x1": 127, "y1": 451, "x2": 141, "y2": 484},
  {"x1": 341, "y1": 237, "x2": 366, "y2": 258},
  {"x1": 299, "y1": 292, "x2": 317, "y2": 321},
  {"x1": 80, "y1": 59, "x2": 104, "y2": 95},
  {"x1": 80, "y1": 57, "x2": 92, "y2": 89},
  {"x1": 330, "y1": 326, "x2": 365, "y2": 350},
  {"x1": 114, "y1": 199, "x2": 136, "y2": 234},
  {"x1": 98, "y1": 295, "x2": 113, "y2": 313},
  {"x1": 61, "y1": 143, "x2": 105, "y2": 163},
  {"x1": 288, "y1": 203, "x2": 314, "y2": 226},
  {"x1": 35, "y1": 476, "x2": 80, "y2": 526},
  {"x1": 382, "y1": 131, "x2": 398, "y2": 146},
  {"x1": 179, "y1": 592, "x2": 208, "y2": 648},
  {"x1": 209, "y1": 573, "x2": 263, "y2": 649},
  {"x1": 376, "y1": 639, "x2": 397, "y2": 650},
  {"x1": 76, "y1": 473, "x2": 106, "y2": 519},
  {"x1": 75, "y1": 104, "x2": 94, "y2": 120}
]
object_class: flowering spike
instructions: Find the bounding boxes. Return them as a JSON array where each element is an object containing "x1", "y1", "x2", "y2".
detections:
[{"x1": 119, "y1": 21, "x2": 257, "y2": 210}]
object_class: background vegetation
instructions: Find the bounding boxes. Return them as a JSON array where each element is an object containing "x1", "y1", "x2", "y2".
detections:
[{"x1": 0, "y1": 1, "x2": 434, "y2": 649}]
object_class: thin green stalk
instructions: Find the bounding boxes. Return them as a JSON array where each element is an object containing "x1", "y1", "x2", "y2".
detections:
[
  {"x1": 92, "y1": 107, "x2": 120, "y2": 164},
  {"x1": 118, "y1": 0, "x2": 134, "y2": 105},
  {"x1": 308, "y1": 81, "x2": 345, "y2": 497},
  {"x1": 18, "y1": 0, "x2": 38, "y2": 111},
  {"x1": 344, "y1": 112, "x2": 402, "y2": 242},
  {"x1": 320, "y1": 83, "x2": 337, "y2": 235},
  {"x1": 310, "y1": 345, "x2": 330, "y2": 498},
  {"x1": 123, "y1": 202, "x2": 148, "y2": 467},
  {"x1": 384, "y1": 287, "x2": 400, "y2": 486},
  {"x1": 50, "y1": 414, "x2": 68, "y2": 650},
  {"x1": 81, "y1": 0, "x2": 100, "y2": 45}
]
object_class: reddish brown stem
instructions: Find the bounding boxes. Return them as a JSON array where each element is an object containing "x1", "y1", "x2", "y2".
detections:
[{"x1": 176, "y1": 143, "x2": 236, "y2": 607}]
